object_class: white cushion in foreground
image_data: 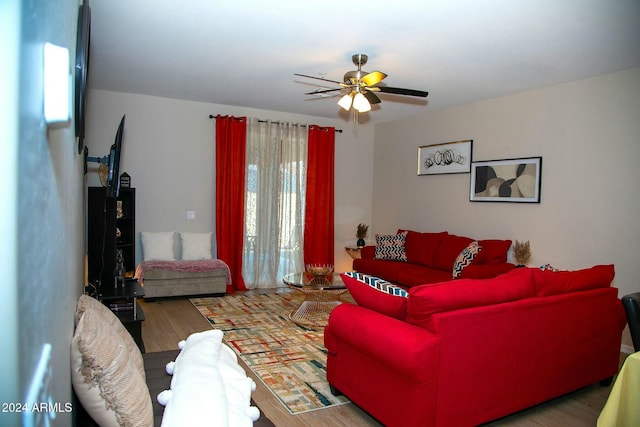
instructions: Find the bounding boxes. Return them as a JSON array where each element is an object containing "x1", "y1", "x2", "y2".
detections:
[{"x1": 159, "y1": 329, "x2": 259, "y2": 427}]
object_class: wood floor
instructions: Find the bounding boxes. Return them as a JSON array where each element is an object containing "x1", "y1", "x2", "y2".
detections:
[{"x1": 139, "y1": 291, "x2": 624, "y2": 427}]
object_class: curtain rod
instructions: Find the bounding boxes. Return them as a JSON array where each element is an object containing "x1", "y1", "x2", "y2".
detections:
[{"x1": 208, "y1": 114, "x2": 342, "y2": 133}]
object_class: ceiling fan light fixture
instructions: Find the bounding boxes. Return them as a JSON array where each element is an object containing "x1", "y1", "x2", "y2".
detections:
[
  {"x1": 296, "y1": 53, "x2": 428, "y2": 120},
  {"x1": 338, "y1": 93, "x2": 354, "y2": 111},
  {"x1": 353, "y1": 92, "x2": 371, "y2": 113}
]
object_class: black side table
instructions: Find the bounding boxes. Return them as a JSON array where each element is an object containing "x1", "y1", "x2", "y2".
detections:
[{"x1": 98, "y1": 279, "x2": 145, "y2": 353}]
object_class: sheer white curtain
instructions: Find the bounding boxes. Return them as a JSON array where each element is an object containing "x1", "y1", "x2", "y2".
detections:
[{"x1": 242, "y1": 118, "x2": 308, "y2": 288}]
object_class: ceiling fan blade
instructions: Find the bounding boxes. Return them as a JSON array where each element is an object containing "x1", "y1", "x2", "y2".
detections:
[
  {"x1": 305, "y1": 88, "x2": 342, "y2": 95},
  {"x1": 377, "y1": 86, "x2": 429, "y2": 97},
  {"x1": 360, "y1": 71, "x2": 387, "y2": 87},
  {"x1": 294, "y1": 73, "x2": 342, "y2": 85},
  {"x1": 363, "y1": 90, "x2": 381, "y2": 104}
]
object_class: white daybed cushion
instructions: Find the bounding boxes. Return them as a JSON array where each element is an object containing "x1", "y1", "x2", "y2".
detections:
[
  {"x1": 141, "y1": 231, "x2": 175, "y2": 261},
  {"x1": 179, "y1": 232, "x2": 212, "y2": 260}
]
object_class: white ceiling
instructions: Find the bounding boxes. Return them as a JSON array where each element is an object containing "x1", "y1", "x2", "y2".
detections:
[{"x1": 88, "y1": 0, "x2": 640, "y2": 124}]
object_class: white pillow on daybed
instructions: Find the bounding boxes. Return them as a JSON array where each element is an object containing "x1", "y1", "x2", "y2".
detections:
[
  {"x1": 141, "y1": 231, "x2": 175, "y2": 261},
  {"x1": 179, "y1": 232, "x2": 212, "y2": 260}
]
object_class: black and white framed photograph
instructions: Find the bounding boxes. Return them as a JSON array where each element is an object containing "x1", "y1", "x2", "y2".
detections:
[
  {"x1": 417, "y1": 140, "x2": 473, "y2": 175},
  {"x1": 470, "y1": 157, "x2": 542, "y2": 203}
]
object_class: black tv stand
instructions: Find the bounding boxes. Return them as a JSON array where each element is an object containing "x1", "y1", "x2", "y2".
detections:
[
  {"x1": 98, "y1": 279, "x2": 145, "y2": 353},
  {"x1": 88, "y1": 186, "x2": 141, "y2": 350},
  {"x1": 87, "y1": 186, "x2": 136, "y2": 287}
]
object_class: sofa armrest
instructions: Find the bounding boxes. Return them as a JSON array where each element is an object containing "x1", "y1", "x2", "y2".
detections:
[
  {"x1": 359, "y1": 245, "x2": 376, "y2": 259},
  {"x1": 326, "y1": 303, "x2": 440, "y2": 381}
]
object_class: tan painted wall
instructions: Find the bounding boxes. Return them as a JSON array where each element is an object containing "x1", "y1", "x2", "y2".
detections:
[
  {"x1": 86, "y1": 68, "x2": 639, "y2": 348},
  {"x1": 85, "y1": 90, "x2": 376, "y2": 274},
  {"x1": 373, "y1": 68, "x2": 640, "y2": 349}
]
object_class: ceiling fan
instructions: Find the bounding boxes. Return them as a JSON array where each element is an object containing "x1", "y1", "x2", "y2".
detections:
[{"x1": 294, "y1": 53, "x2": 428, "y2": 115}]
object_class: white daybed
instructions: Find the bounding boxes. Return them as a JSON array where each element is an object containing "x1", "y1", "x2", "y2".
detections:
[{"x1": 136, "y1": 231, "x2": 230, "y2": 299}]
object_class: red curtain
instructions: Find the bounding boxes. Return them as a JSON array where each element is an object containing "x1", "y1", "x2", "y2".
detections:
[
  {"x1": 215, "y1": 115, "x2": 248, "y2": 292},
  {"x1": 304, "y1": 125, "x2": 335, "y2": 265}
]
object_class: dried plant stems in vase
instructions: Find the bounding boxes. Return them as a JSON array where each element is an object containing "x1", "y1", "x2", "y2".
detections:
[
  {"x1": 514, "y1": 240, "x2": 531, "y2": 266},
  {"x1": 356, "y1": 223, "x2": 369, "y2": 248}
]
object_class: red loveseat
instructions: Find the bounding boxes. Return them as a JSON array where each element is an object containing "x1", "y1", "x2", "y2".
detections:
[
  {"x1": 353, "y1": 229, "x2": 516, "y2": 287},
  {"x1": 325, "y1": 266, "x2": 626, "y2": 427}
]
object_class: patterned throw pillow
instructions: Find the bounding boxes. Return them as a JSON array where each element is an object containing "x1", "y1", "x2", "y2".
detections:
[
  {"x1": 75, "y1": 295, "x2": 145, "y2": 378},
  {"x1": 71, "y1": 308, "x2": 153, "y2": 427},
  {"x1": 452, "y1": 241, "x2": 482, "y2": 278},
  {"x1": 374, "y1": 232, "x2": 408, "y2": 262},
  {"x1": 344, "y1": 272, "x2": 409, "y2": 297}
]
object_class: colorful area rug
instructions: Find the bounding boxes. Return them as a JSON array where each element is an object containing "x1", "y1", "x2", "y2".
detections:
[{"x1": 190, "y1": 292, "x2": 350, "y2": 414}]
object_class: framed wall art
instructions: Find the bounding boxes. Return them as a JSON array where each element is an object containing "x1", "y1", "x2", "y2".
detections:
[
  {"x1": 417, "y1": 139, "x2": 473, "y2": 175},
  {"x1": 470, "y1": 157, "x2": 542, "y2": 203}
]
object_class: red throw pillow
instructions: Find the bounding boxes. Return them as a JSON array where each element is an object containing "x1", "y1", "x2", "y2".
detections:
[
  {"x1": 341, "y1": 273, "x2": 408, "y2": 320},
  {"x1": 406, "y1": 268, "x2": 536, "y2": 329},
  {"x1": 431, "y1": 234, "x2": 474, "y2": 271},
  {"x1": 400, "y1": 230, "x2": 448, "y2": 267},
  {"x1": 532, "y1": 264, "x2": 615, "y2": 297},
  {"x1": 475, "y1": 239, "x2": 512, "y2": 264}
]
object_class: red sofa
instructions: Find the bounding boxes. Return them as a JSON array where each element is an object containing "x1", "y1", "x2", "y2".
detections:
[
  {"x1": 353, "y1": 229, "x2": 516, "y2": 287},
  {"x1": 325, "y1": 265, "x2": 626, "y2": 427}
]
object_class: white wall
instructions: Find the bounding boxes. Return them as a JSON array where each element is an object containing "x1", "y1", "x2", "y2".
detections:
[
  {"x1": 3, "y1": 1, "x2": 86, "y2": 425},
  {"x1": 0, "y1": 0, "x2": 20, "y2": 416},
  {"x1": 85, "y1": 90, "x2": 376, "y2": 273},
  {"x1": 374, "y1": 68, "x2": 640, "y2": 347}
]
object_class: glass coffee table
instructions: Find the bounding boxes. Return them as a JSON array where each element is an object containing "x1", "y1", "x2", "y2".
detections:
[{"x1": 282, "y1": 272, "x2": 347, "y2": 328}]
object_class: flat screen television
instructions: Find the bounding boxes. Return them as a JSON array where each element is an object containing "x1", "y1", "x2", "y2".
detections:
[{"x1": 105, "y1": 114, "x2": 125, "y2": 198}]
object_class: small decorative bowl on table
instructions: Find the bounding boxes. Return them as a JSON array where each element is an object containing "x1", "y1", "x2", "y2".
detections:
[{"x1": 305, "y1": 264, "x2": 334, "y2": 286}]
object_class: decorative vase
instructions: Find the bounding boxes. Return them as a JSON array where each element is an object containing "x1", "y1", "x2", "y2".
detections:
[
  {"x1": 356, "y1": 223, "x2": 369, "y2": 248},
  {"x1": 115, "y1": 249, "x2": 125, "y2": 286},
  {"x1": 305, "y1": 264, "x2": 334, "y2": 285}
]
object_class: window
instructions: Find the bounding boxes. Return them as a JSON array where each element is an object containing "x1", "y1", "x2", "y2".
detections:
[{"x1": 242, "y1": 119, "x2": 308, "y2": 288}]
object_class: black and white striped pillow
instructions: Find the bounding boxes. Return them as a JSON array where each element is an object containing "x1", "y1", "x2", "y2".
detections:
[
  {"x1": 374, "y1": 232, "x2": 408, "y2": 262},
  {"x1": 343, "y1": 272, "x2": 408, "y2": 298},
  {"x1": 452, "y1": 241, "x2": 481, "y2": 278}
]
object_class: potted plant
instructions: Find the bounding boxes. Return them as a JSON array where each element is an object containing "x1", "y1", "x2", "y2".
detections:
[
  {"x1": 356, "y1": 223, "x2": 369, "y2": 248},
  {"x1": 514, "y1": 240, "x2": 531, "y2": 266}
]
